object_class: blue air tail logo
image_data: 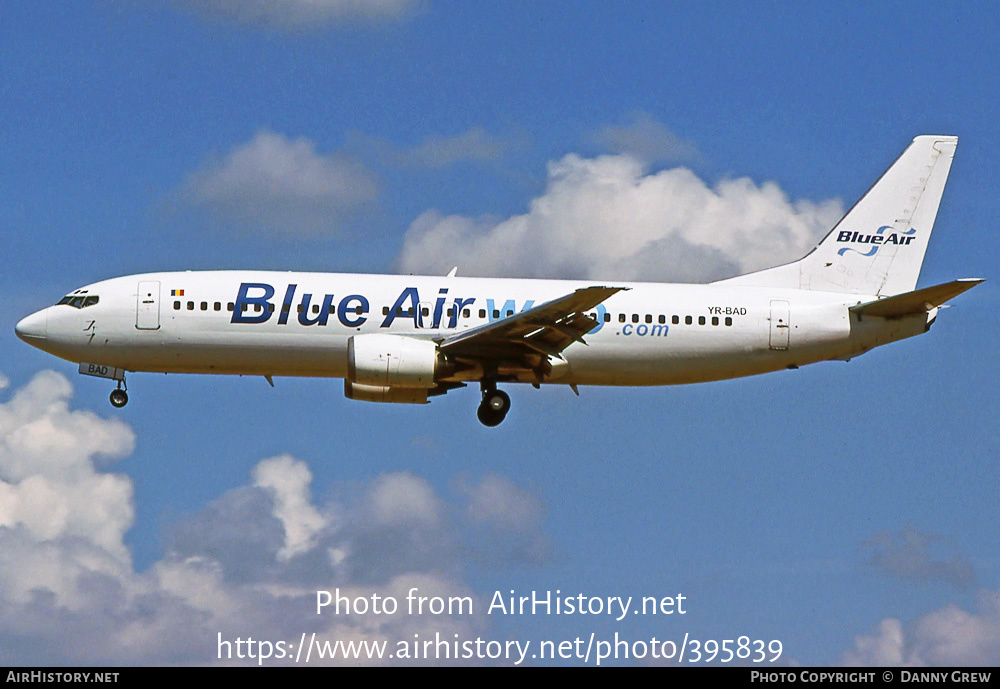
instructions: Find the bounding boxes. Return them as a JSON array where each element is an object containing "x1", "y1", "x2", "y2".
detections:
[{"x1": 836, "y1": 226, "x2": 916, "y2": 257}]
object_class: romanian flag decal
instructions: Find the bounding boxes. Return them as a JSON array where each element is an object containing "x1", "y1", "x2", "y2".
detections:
[{"x1": 171, "y1": 289, "x2": 185, "y2": 296}]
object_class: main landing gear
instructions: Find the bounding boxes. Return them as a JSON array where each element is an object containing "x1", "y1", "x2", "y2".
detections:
[
  {"x1": 477, "y1": 381, "x2": 510, "y2": 427},
  {"x1": 109, "y1": 377, "x2": 128, "y2": 408}
]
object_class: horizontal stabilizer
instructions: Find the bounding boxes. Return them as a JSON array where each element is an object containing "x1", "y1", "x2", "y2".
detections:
[{"x1": 850, "y1": 278, "x2": 984, "y2": 319}]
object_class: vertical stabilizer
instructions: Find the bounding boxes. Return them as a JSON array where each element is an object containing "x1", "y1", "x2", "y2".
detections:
[{"x1": 715, "y1": 136, "x2": 957, "y2": 296}]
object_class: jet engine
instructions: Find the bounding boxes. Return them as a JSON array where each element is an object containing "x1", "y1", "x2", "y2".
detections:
[{"x1": 345, "y1": 334, "x2": 439, "y2": 403}]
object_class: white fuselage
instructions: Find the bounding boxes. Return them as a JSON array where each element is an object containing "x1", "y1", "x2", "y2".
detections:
[{"x1": 16, "y1": 270, "x2": 932, "y2": 387}]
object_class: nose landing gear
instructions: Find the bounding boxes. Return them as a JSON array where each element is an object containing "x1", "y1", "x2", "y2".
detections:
[
  {"x1": 109, "y1": 378, "x2": 128, "y2": 408},
  {"x1": 477, "y1": 381, "x2": 510, "y2": 427}
]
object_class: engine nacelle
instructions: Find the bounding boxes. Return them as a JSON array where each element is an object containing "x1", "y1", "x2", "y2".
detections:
[
  {"x1": 347, "y1": 334, "x2": 438, "y2": 389},
  {"x1": 344, "y1": 381, "x2": 429, "y2": 404}
]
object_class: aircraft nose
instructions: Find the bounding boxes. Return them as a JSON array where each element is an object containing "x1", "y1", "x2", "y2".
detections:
[{"x1": 15, "y1": 309, "x2": 47, "y2": 342}]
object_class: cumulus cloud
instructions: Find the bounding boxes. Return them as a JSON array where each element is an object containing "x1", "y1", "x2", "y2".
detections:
[
  {"x1": 346, "y1": 127, "x2": 509, "y2": 168},
  {"x1": 866, "y1": 528, "x2": 976, "y2": 590},
  {"x1": 458, "y1": 474, "x2": 550, "y2": 566},
  {"x1": 181, "y1": 130, "x2": 378, "y2": 236},
  {"x1": 0, "y1": 372, "x2": 546, "y2": 664},
  {"x1": 0, "y1": 370, "x2": 135, "y2": 585},
  {"x1": 396, "y1": 153, "x2": 844, "y2": 282},
  {"x1": 178, "y1": 0, "x2": 420, "y2": 29},
  {"x1": 587, "y1": 112, "x2": 700, "y2": 164},
  {"x1": 842, "y1": 591, "x2": 1000, "y2": 666},
  {"x1": 254, "y1": 455, "x2": 326, "y2": 561},
  {"x1": 402, "y1": 128, "x2": 506, "y2": 167}
]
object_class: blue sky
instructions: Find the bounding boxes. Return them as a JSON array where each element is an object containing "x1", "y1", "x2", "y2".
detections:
[{"x1": 1, "y1": 1, "x2": 998, "y2": 666}]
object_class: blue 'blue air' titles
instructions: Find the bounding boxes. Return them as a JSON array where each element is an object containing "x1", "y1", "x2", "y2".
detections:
[
  {"x1": 836, "y1": 226, "x2": 917, "y2": 257},
  {"x1": 229, "y1": 283, "x2": 600, "y2": 332},
  {"x1": 231, "y1": 283, "x2": 370, "y2": 328}
]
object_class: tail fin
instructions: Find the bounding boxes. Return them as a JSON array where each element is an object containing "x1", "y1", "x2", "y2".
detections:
[{"x1": 715, "y1": 135, "x2": 958, "y2": 296}]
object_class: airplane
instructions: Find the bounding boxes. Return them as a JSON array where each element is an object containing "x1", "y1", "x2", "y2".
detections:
[{"x1": 15, "y1": 135, "x2": 983, "y2": 426}]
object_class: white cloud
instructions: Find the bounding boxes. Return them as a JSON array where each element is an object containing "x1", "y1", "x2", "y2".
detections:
[
  {"x1": 179, "y1": 0, "x2": 420, "y2": 29},
  {"x1": 181, "y1": 130, "x2": 378, "y2": 236},
  {"x1": 458, "y1": 474, "x2": 550, "y2": 565},
  {"x1": 842, "y1": 591, "x2": 1000, "y2": 666},
  {"x1": 0, "y1": 371, "x2": 135, "y2": 601},
  {"x1": 588, "y1": 112, "x2": 700, "y2": 164},
  {"x1": 366, "y1": 471, "x2": 441, "y2": 527},
  {"x1": 866, "y1": 528, "x2": 976, "y2": 589},
  {"x1": 345, "y1": 127, "x2": 509, "y2": 169},
  {"x1": 461, "y1": 474, "x2": 543, "y2": 533},
  {"x1": 396, "y1": 152, "x2": 844, "y2": 282},
  {"x1": 253, "y1": 455, "x2": 327, "y2": 561},
  {"x1": 0, "y1": 372, "x2": 546, "y2": 664},
  {"x1": 403, "y1": 127, "x2": 505, "y2": 167}
]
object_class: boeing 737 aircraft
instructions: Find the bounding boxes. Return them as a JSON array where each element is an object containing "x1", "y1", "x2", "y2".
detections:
[{"x1": 15, "y1": 136, "x2": 982, "y2": 426}]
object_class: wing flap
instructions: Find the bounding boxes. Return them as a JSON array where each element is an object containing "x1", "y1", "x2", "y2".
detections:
[
  {"x1": 850, "y1": 278, "x2": 984, "y2": 319},
  {"x1": 439, "y1": 286, "x2": 626, "y2": 359}
]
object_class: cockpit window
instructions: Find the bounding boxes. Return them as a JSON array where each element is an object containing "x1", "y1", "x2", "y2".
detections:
[{"x1": 57, "y1": 295, "x2": 99, "y2": 309}]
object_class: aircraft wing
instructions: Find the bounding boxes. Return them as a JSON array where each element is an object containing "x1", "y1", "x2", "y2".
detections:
[{"x1": 438, "y1": 286, "x2": 626, "y2": 363}]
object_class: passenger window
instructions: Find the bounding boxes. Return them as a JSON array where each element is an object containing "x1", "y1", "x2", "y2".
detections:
[
  {"x1": 698, "y1": 316, "x2": 706, "y2": 325},
  {"x1": 421, "y1": 307, "x2": 429, "y2": 317},
  {"x1": 712, "y1": 316, "x2": 719, "y2": 326},
  {"x1": 685, "y1": 316, "x2": 692, "y2": 325},
  {"x1": 619, "y1": 313, "x2": 625, "y2": 323},
  {"x1": 174, "y1": 301, "x2": 181, "y2": 310},
  {"x1": 187, "y1": 302, "x2": 194, "y2": 310},
  {"x1": 604, "y1": 313, "x2": 611, "y2": 323},
  {"x1": 354, "y1": 305, "x2": 363, "y2": 315},
  {"x1": 725, "y1": 317, "x2": 733, "y2": 326},
  {"x1": 201, "y1": 302, "x2": 208, "y2": 311},
  {"x1": 463, "y1": 309, "x2": 470, "y2": 318},
  {"x1": 214, "y1": 302, "x2": 221, "y2": 311},
  {"x1": 632, "y1": 314, "x2": 639, "y2": 323},
  {"x1": 268, "y1": 303, "x2": 275, "y2": 313},
  {"x1": 312, "y1": 305, "x2": 319, "y2": 314},
  {"x1": 255, "y1": 304, "x2": 262, "y2": 313},
  {"x1": 658, "y1": 315, "x2": 665, "y2": 324},
  {"x1": 382, "y1": 307, "x2": 389, "y2": 316},
  {"x1": 672, "y1": 315, "x2": 679, "y2": 325},
  {"x1": 479, "y1": 309, "x2": 486, "y2": 318},
  {"x1": 227, "y1": 303, "x2": 234, "y2": 312},
  {"x1": 645, "y1": 314, "x2": 652, "y2": 324},
  {"x1": 493, "y1": 310, "x2": 500, "y2": 318},
  {"x1": 328, "y1": 305, "x2": 335, "y2": 315},
  {"x1": 506, "y1": 310, "x2": 513, "y2": 317}
]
